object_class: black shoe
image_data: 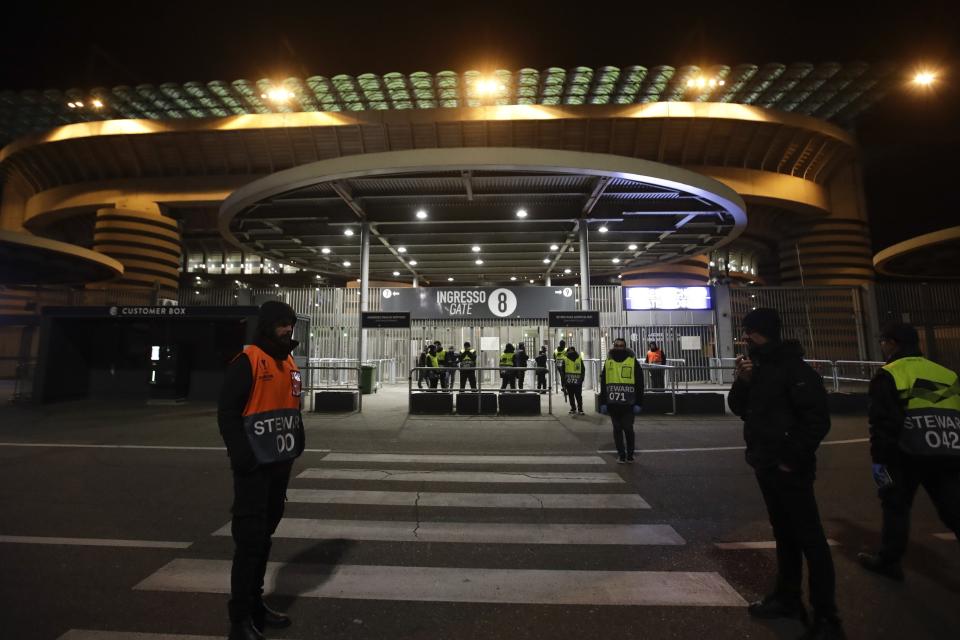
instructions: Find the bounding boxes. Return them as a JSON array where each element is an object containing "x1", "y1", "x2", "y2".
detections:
[
  {"x1": 747, "y1": 594, "x2": 808, "y2": 623},
  {"x1": 617, "y1": 455, "x2": 627, "y2": 464},
  {"x1": 228, "y1": 618, "x2": 264, "y2": 640},
  {"x1": 797, "y1": 616, "x2": 846, "y2": 640},
  {"x1": 626, "y1": 455, "x2": 635, "y2": 463},
  {"x1": 253, "y1": 601, "x2": 292, "y2": 630},
  {"x1": 857, "y1": 552, "x2": 904, "y2": 581}
]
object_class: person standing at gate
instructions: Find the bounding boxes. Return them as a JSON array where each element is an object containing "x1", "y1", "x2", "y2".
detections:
[
  {"x1": 599, "y1": 337, "x2": 644, "y2": 463},
  {"x1": 444, "y1": 345, "x2": 459, "y2": 389},
  {"x1": 499, "y1": 342, "x2": 517, "y2": 390},
  {"x1": 727, "y1": 308, "x2": 844, "y2": 640},
  {"x1": 515, "y1": 342, "x2": 530, "y2": 389},
  {"x1": 217, "y1": 301, "x2": 304, "y2": 640},
  {"x1": 535, "y1": 347, "x2": 549, "y2": 390},
  {"x1": 459, "y1": 341, "x2": 478, "y2": 390},
  {"x1": 857, "y1": 322, "x2": 960, "y2": 582},
  {"x1": 646, "y1": 341, "x2": 666, "y2": 390},
  {"x1": 563, "y1": 344, "x2": 585, "y2": 415},
  {"x1": 426, "y1": 343, "x2": 440, "y2": 389},
  {"x1": 416, "y1": 344, "x2": 430, "y2": 389},
  {"x1": 434, "y1": 341, "x2": 448, "y2": 389},
  {"x1": 554, "y1": 339, "x2": 568, "y2": 400}
]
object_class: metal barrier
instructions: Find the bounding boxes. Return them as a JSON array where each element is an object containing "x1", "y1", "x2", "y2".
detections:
[
  {"x1": 409, "y1": 366, "x2": 554, "y2": 414},
  {"x1": 300, "y1": 365, "x2": 361, "y2": 412},
  {"x1": 833, "y1": 360, "x2": 885, "y2": 393},
  {"x1": 308, "y1": 357, "x2": 398, "y2": 389}
]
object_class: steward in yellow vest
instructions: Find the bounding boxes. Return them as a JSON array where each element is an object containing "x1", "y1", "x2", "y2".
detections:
[
  {"x1": 499, "y1": 343, "x2": 517, "y2": 390},
  {"x1": 860, "y1": 322, "x2": 960, "y2": 578},
  {"x1": 599, "y1": 338, "x2": 645, "y2": 462}
]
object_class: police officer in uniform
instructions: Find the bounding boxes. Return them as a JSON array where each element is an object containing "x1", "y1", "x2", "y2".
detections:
[
  {"x1": 562, "y1": 344, "x2": 585, "y2": 415},
  {"x1": 218, "y1": 301, "x2": 305, "y2": 640},
  {"x1": 599, "y1": 337, "x2": 644, "y2": 463},
  {"x1": 459, "y1": 341, "x2": 478, "y2": 390},
  {"x1": 858, "y1": 322, "x2": 960, "y2": 581}
]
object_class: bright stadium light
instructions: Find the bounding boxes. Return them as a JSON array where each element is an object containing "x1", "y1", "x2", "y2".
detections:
[
  {"x1": 516, "y1": 208, "x2": 528, "y2": 218},
  {"x1": 321, "y1": 247, "x2": 331, "y2": 254},
  {"x1": 397, "y1": 247, "x2": 407, "y2": 253},
  {"x1": 261, "y1": 87, "x2": 293, "y2": 102},
  {"x1": 472, "y1": 246, "x2": 481, "y2": 252},
  {"x1": 91, "y1": 99, "x2": 104, "y2": 109},
  {"x1": 409, "y1": 260, "x2": 418, "y2": 266},
  {"x1": 550, "y1": 244, "x2": 559, "y2": 251},
  {"x1": 542, "y1": 258, "x2": 550, "y2": 264},
  {"x1": 475, "y1": 259, "x2": 484, "y2": 265},
  {"x1": 393, "y1": 271, "x2": 400, "y2": 276},
  {"x1": 343, "y1": 228, "x2": 354, "y2": 236},
  {"x1": 564, "y1": 268, "x2": 572, "y2": 274},
  {"x1": 342, "y1": 261, "x2": 351, "y2": 267},
  {"x1": 448, "y1": 277, "x2": 454, "y2": 281},
  {"x1": 912, "y1": 70, "x2": 937, "y2": 86},
  {"x1": 628, "y1": 243, "x2": 638, "y2": 250},
  {"x1": 598, "y1": 225, "x2": 608, "y2": 233},
  {"x1": 416, "y1": 209, "x2": 428, "y2": 219}
]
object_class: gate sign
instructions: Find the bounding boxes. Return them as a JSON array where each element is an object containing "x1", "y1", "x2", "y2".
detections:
[
  {"x1": 549, "y1": 310, "x2": 600, "y2": 328},
  {"x1": 381, "y1": 287, "x2": 576, "y2": 319},
  {"x1": 361, "y1": 311, "x2": 411, "y2": 328}
]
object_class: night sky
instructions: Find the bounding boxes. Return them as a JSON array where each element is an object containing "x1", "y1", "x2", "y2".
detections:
[{"x1": 3, "y1": 1, "x2": 958, "y2": 255}]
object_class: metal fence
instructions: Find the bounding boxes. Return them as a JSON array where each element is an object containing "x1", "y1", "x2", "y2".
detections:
[{"x1": 875, "y1": 282, "x2": 960, "y2": 373}]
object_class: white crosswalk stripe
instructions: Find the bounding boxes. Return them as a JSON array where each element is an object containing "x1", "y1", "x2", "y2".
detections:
[
  {"x1": 286, "y1": 488, "x2": 650, "y2": 509},
  {"x1": 298, "y1": 468, "x2": 624, "y2": 483},
  {"x1": 137, "y1": 559, "x2": 746, "y2": 606},
  {"x1": 213, "y1": 518, "x2": 685, "y2": 545},
  {"x1": 131, "y1": 450, "x2": 747, "y2": 614}
]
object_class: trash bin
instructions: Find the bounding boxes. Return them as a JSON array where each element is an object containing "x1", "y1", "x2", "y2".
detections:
[{"x1": 360, "y1": 365, "x2": 377, "y2": 394}]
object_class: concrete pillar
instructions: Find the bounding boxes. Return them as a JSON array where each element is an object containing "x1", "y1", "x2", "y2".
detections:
[
  {"x1": 93, "y1": 207, "x2": 181, "y2": 297},
  {"x1": 359, "y1": 220, "x2": 370, "y2": 362},
  {"x1": 545, "y1": 275, "x2": 552, "y2": 286},
  {"x1": 578, "y1": 223, "x2": 591, "y2": 310}
]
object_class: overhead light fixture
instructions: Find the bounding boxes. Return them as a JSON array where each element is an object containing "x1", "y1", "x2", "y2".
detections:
[
  {"x1": 315, "y1": 274, "x2": 322, "y2": 279},
  {"x1": 392, "y1": 271, "x2": 400, "y2": 276},
  {"x1": 343, "y1": 228, "x2": 354, "y2": 236},
  {"x1": 912, "y1": 70, "x2": 937, "y2": 86},
  {"x1": 612, "y1": 258, "x2": 621, "y2": 263},
  {"x1": 409, "y1": 260, "x2": 418, "y2": 266},
  {"x1": 564, "y1": 268, "x2": 572, "y2": 274},
  {"x1": 416, "y1": 209, "x2": 428, "y2": 219},
  {"x1": 343, "y1": 261, "x2": 351, "y2": 267},
  {"x1": 542, "y1": 258, "x2": 550, "y2": 264},
  {"x1": 471, "y1": 246, "x2": 481, "y2": 252},
  {"x1": 709, "y1": 260, "x2": 716, "y2": 267},
  {"x1": 628, "y1": 244, "x2": 638, "y2": 251},
  {"x1": 516, "y1": 208, "x2": 528, "y2": 218},
  {"x1": 510, "y1": 276, "x2": 517, "y2": 281},
  {"x1": 598, "y1": 225, "x2": 608, "y2": 234},
  {"x1": 261, "y1": 87, "x2": 293, "y2": 102},
  {"x1": 475, "y1": 259, "x2": 484, "y2": 265},
  {"x1": 397, "y1": 247, "x2": 407, "y2": 253},
  {"x1": 91, "y1": 99, "x2": 104, "y2": 109},
  {"x1": 529, "y1": 279, "x2": 534, "y2": 283},
  {"x1": 274, "y1": 283, "x2": 280, "y2": 288},
  {"x1": 549, "y1": 244, "x2": 559, "y2": 251},
  {"x1": 447, "y1": 277, "x2": 454, "y2": 281}
]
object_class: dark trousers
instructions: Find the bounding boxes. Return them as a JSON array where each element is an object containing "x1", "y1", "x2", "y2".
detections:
[
  {"x1": 650, "y1": 369, "x2": 665, "y2": 390},
  {"x1": 610, "y1": 410, "x2": 635, "y2": 458},
  {"x1": 567, "y1": 382, "x2": 583, "y2": 412},
  {"x1": 500, "y1": 373, "x2": 516, "y2": 390},
  {"x1": 460, "y1": 369, "x2": 477, "y2": 390},
  {"x1": 536, "y1": 372, "x2": 547, "y2": 390},
  {"x1": 879, "y1": 460, "x2": 960, "y2": 562},
  {"x1": 517, "y1": 369, "x2": 526, "y2": 389},
  {"x1": 557, "y1": 366, "x2": 567, "y2": 398},
  {"x1": 417, "y1": 370, "x2": 427, "y2": 388},
  {"x1": 755, "y1": 465, "x2": 837, "y2": 617},
  {"x1": 229, "y1": 461, "x2": 293, "y2": 623}
]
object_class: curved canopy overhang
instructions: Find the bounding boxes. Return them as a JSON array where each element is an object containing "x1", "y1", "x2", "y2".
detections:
[
  {"x1": 0, "y1": 230, "x2": 124, "y2": 284},
  {"x1": 220, "y1": 147, "x2": 746, "y2": 284},
  {"x1": 874, "y1": 226, "x2": 960, "y2": 279}
]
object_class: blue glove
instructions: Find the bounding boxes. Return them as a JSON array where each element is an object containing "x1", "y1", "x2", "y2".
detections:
[
  {"x1": 599, "y1": 404, "x2": 608, "y2": 415},
  {"x1": 632, "y1": 404, "x2": 642, "y2": 415},
  {"x1": 872, "y1": 464, "x2": 893, "y2": 489}
]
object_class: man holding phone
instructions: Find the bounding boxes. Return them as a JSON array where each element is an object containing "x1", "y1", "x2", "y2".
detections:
[{"x1": 728, "y1": 308, "x2": 843, "y2": 640}]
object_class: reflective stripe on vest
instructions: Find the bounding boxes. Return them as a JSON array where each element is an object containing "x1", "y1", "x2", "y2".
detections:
[
  {"x1": 461, "y1": 349, "x2": 476, "y2": 366},
  {"x1": 499, "y1": 353, "x2": 515, "y2": 367},
  {"x1": 604, "y1": 356, "x2": 636, "y2": 405},
  {"x1": 241, "y1": 344, "x2": 305, "y2": 464},
  {"x1": 563, "y1": 354, "x2": 583, "y2": 385},
  {"x1": 883, "y1": 356, "x2": 960, "y2": 458},
  {"x1": 427, "y1": 354, "x2": 439, "y2": 367}
]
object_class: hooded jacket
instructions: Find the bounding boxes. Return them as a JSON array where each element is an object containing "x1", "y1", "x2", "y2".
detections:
[
  {"x1": 600, "y1": 347, "x2": 644, "y2": 412},
  {"x1": 217, "y1": 302, "x2": 300, "y2": 473},
  {"x1": 727, "y1": 339, "x2": 830, "y2": 470}
]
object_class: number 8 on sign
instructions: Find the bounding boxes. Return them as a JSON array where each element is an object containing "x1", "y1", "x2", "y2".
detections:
[{"x1": 488, "y1": 288, "x2": 518, "y2": 317}]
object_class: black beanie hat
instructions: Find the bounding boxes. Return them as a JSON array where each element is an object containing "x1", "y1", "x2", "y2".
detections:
[
  {"x1": 880, "y1": 322, "x2": 919, "y2": 348},
  {"x1": 742, "y1": 307, "x2": 781, "y2": 341},
  {"x1": 257, "y1": 300, "x2": 297, "y2": 337}
]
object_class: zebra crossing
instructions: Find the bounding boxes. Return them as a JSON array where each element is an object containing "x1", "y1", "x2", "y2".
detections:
[
  {"x1": 136, "y1": 452, "x2": 745, "y2": 606},
  {"x1": 60, "y1": 452, "x2": 746, "y2": 638}
]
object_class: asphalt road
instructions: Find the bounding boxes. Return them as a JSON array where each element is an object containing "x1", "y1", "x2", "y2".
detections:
[{"x1": 0, "y1": 395, "x2": 957, "y2": 640}]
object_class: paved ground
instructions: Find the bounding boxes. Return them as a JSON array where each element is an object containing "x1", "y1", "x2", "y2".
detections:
[{"x1": 0, "y1": 386, "x2": 957, "y2": 640}]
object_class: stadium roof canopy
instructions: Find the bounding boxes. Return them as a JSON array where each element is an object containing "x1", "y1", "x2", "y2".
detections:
[{"x1": 0, "y1": 62, "x2": 897, "y2": 148}]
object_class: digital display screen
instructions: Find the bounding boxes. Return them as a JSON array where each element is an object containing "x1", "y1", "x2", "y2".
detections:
[
  {"x1": 150, "y1": 345, "x2": 161, "y2": 361},
  {"x1": 623, "y1": 286, "x2": 713, "y2": 310}
]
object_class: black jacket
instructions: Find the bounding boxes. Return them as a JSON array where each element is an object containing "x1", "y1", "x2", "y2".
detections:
[
  {"x1": 727, "y1": 340, "x2": 830, "y2": 470},
  {"x1": 217, "y1": 310, "x2": 299, "y2": 473},
  {"x1": 867, "y1": 348, "x2": 920, "y2": 465},
  {"x1": 515, "y1": 349, "x2": 529, "y2": 368},
  {"x1": 599, "y1": 348, "x2": 645, "y2": 412}
]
